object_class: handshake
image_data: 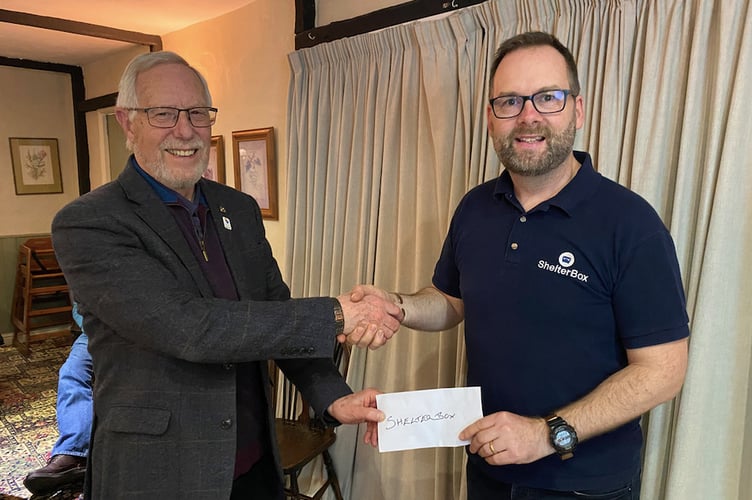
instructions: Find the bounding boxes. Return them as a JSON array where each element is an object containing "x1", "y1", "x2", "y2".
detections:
[
  {"x1": 328, "y1": 284, "x2": 464, "y2": 445},
  {"x1": 336, "y1": 285, "x2": 405, "y2": 350}
]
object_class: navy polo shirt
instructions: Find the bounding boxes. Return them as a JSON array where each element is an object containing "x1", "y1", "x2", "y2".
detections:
[{"x1": 433, "y1": 151, "x2": 689, "y2": 491}]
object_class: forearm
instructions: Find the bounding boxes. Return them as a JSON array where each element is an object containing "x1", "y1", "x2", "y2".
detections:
[
  {"x1": 392, "y1": 286, "x2": 464, "y2": 331},
  {"x1": 556, "y1": 338, "x2": 688, "y2": 441},
  {"x1": 341, "y1": 284, "x2": 463, "y2": 348}
]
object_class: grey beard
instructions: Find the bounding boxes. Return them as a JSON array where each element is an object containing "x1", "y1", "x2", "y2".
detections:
[{"x1": 133, "y1": 141, "x2": 208, "y2": 190}]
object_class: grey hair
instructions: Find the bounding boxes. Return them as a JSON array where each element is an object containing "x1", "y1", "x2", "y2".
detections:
[{"x1": 115, "y1": 50, "x2": 213, "y2": 109}]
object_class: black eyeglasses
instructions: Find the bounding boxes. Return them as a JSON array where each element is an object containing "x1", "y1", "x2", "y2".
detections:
[
  {"x1": 129, "y1": 107, "x2": 218, "y2": 128},
  {"x1": 489, "y1": 90, "x2": 574, "y2": 119}
]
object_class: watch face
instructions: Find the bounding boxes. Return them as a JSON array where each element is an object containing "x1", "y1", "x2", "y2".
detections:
[{"x1": 554, "y1": 427, "x2": 575, "y2": 450}]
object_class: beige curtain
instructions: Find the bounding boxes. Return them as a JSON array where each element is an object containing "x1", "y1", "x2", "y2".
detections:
[{"x1": 285, "y1": 1, "x2": 752, "y2": 499}]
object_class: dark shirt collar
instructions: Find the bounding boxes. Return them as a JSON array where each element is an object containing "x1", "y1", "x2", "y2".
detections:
[
  {"x1": 493, "y1": 150, "x2": 600, "y2": 216},
  {"x1": 130, "y1": 155, "x2": 207, "y2": 210}
]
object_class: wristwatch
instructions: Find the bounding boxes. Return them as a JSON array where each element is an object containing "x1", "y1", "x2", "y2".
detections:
[
  {"x1": 333, "y1": 299, "x2": 345, "y2": 336},
  {"x1": 545, "y1": 414, "x2": 578, "y2": 460}
]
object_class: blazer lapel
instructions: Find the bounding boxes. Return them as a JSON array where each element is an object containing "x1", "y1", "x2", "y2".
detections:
[
  {"x1": 201, "y1": 181, "x2": 240, "y2": 269},
  {"x1": 200, "y1": 179, "x2": 263, "y2": 298},
  {"x1": 117, "y1": 164, "x2": 215, "y2": 298}
]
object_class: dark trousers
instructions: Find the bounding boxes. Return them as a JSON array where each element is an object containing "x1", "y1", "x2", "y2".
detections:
[
  {"x1": 467, "y1": 461, "x2": 641, "y2": 500},
  {"x1": 231, "y1": 454, "x2": 283, "y2": 500}
]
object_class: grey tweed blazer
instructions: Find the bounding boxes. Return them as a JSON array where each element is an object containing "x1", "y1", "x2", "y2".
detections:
[{"x1": 51, "y1": 160, "x2": 350, "y2": 499}]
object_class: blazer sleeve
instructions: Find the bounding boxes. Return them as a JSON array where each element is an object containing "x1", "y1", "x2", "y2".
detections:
[
  {"x1": 51, "y1": 184, "x2": 338, "y2": 365},
  {"x1": 277, "y1": 356, "x2": 352, "y2": 419}
]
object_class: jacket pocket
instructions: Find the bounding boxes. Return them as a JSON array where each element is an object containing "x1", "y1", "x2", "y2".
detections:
[{"x1": 103, "y1": 406, "x2": 171, "y2": 436}]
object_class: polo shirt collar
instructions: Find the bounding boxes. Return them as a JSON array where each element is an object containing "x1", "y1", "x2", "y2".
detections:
[{"x1": 493, "y1": 150, "x2": 600, "y2": 216}]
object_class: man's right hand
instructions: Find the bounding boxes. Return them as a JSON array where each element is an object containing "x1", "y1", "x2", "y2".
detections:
[{"x1": 336, "y1": 286, "x2": 402, "y2": 349}]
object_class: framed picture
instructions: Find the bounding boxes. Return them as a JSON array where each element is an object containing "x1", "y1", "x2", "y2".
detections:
[
  {"x1": 203, "y1": 135, "x2": 226, "y2": 183},
  {"x1": 9, "y1": 137, "x2": 63, "y2": 195},
  {"x1": 232, "y1": 127, "x2": 278, "y2": 220}
]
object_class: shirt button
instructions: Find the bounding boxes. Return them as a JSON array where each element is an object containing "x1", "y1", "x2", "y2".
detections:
[
  {"x1": 519, "y1": 216, "x2": 527, "y2": 222},
  {"x1": 220, "y1": 418, "x2": 233, "y2": 430},
  {"x1": 511, "y1": 242, "x2": 519, "y2": 250}
]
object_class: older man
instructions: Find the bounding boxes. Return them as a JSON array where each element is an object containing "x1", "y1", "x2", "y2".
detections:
[{"x1": 51, "y1": 51, "x2": 398, "y2": 499}]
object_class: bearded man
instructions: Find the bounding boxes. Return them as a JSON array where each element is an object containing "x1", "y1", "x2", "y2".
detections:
[
  {"x1": 51, "y1": 51, "x2": 399, "y2": 500},
  {"x1": 350, "y1": 31, "x2": 689, "y2": 500}
]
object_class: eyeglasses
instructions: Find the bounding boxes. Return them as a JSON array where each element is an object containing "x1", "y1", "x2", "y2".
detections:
[
  {"x1": 489, "y1": 90, "x2": 574, "y2": 119},
  {"x1": 129, "y1": 107, "x2": 218, "y2": 128}
]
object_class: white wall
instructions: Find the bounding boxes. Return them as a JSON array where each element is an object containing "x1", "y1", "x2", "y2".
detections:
[
  {"x1": 1, "y1": 0, "x2": 388, "y2": 264},
  {"x1": 84, "y1": 44, "x2": 148, "y2": 100},
  {"x1": 160, "y1": 0, "x2": 296, "y2": 274},
  {"x1": 0, "y1": 66, "x2": 79, "y2": 236}
]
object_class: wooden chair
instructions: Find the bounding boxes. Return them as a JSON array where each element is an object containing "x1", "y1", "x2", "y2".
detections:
[
  {"x1": 10, "y1": 236, "x2": 72, "y2": 354},
  {"x1": 270, "y1": 343, "x2": 351, "y2": 500}
]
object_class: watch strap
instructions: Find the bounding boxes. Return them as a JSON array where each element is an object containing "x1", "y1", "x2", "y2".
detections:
[
  {"x1": 333, "y1": 299, "x2": 345, "y2": 336},
  {"x1": 545, "y1": 414, "x2": 566, "y2": 426},
  {"x1": 545, "y1": 413, "x2": 577, "y2": 460}
]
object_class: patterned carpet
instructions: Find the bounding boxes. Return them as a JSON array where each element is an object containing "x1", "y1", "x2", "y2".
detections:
[{"x1": 0, "y1": 335, "x2": 82, "y2": 500}]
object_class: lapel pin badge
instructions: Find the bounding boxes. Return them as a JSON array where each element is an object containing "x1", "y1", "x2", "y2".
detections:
[{"x1": 222, "y1": 216, "x2": 232, "y2": 230}]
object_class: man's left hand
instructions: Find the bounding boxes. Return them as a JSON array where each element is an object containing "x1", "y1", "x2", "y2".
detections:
[
  {"x1": 327, "y1": 388, "x2": 384, "y2": 447},
  {"x1": 459, "y1": 411, "x2": 553, "y2": 465}
]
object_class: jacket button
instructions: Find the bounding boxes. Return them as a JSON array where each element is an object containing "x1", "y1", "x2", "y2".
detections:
[
  {"x1": 223, "y1": 363, "x2": 233, "y2": 370},
  {"x1": 220, "y1": 418, "x2": 233, "y2": 430},
  {"x1": 307, "y1": 347, "x2": 315, "y2": 354}
]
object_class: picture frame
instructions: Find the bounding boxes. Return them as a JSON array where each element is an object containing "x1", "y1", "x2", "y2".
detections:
[
  {"x1": 203, "y1": 135, "x2": 226, "y2": 183},
  {"x1": 232, "y1": 127, "x2": 278, "y2": 220},
  {"x1": 9, "y1": 137, "x2": 63, "y2": 195}
]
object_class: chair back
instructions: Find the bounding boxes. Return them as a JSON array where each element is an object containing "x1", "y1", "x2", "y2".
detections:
[
  {"x1": 270, "y1": 343, "x2": 352, "y2": 500},
  {"x1": 21, "y1": 236, "x2": 62, "y2": 275}
]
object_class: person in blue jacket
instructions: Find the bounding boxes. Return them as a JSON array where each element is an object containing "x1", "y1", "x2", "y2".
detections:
[{"x1": 24, "y1": 303, "x2": 91, "y2": 495}]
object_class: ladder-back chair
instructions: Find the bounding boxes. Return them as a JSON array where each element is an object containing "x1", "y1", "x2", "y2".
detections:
[{"x1": 270, "y1": 343, "x2": 351, "y2": 500}]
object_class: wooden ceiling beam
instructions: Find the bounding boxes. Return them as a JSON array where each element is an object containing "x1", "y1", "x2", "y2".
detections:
[{"x1": 0, "y1": 8, "x2": 162, "y2": 50}]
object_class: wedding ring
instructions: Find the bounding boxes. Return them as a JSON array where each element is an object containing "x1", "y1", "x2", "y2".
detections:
[{"x1": 489, "y1": 442, "x2": 496, "y2": 455}]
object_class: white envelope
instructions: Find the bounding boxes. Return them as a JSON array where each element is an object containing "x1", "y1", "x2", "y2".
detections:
[{"x1": 376, "y1": 387, "x2": 483, "y2": 453}]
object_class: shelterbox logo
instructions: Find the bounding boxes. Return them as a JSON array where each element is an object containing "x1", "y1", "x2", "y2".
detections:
[{"x1": 538, "y1": 251, "x2": 589, "y2": 282}]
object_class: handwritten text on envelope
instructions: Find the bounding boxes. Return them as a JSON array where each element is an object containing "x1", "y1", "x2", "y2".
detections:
[{"x1": 376, "y1": 387, "x2": 483, "y2": 453}]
